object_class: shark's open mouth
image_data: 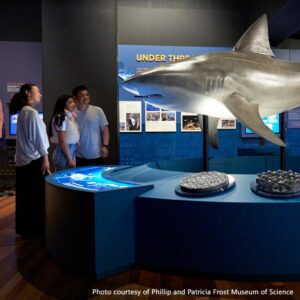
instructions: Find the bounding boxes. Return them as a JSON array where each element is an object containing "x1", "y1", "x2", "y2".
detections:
[
  {"x1": 122, "y1": 85, "x2": 163, "y2": 98},
  {"x1": 134, "y1": 94, "x2": 163, "y2": 98}
]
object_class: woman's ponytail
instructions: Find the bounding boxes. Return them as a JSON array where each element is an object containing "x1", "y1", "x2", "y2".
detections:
[
  {"x1": 9, "y1": 92, "x2": 25, "y2": 114},
  {"x1": 8, "y1": 83, "x2": 36, "y2": 114}
]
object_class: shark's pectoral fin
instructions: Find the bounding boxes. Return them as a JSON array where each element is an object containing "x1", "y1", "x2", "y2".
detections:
[
  {"x1": 198, "y1": 114, "x2": 220, "y2": 149},
  {"x1": 224, "y1": 93, "x2": 285, "y2": 147}
]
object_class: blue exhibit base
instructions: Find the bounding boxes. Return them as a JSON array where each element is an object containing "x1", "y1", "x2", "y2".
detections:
[
  {"x1": 45, "y1": 163, "x2": 300, "y2": 280},
  {"x1": 45, "y1": 166, "x2": 153, "y2": 278}
]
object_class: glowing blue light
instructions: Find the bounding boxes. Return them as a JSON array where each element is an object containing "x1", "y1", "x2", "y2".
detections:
[
  {"x1": 54, "y1": 166, "x2": 136, "y2": 192},
  {"x1": 245, "y1": 114, "x2": 280, "y2": 134}
]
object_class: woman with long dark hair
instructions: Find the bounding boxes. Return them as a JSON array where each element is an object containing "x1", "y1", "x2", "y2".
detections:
[
  {"x1": 9, "y1": 83, "x2": 50, "y2": 238},
  {"x1": 49, "y1": 95, "x2": 79, "y2": 171}
]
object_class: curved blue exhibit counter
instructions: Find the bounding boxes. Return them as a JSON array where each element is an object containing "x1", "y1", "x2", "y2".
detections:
[{"x1": 45, "y1": 164, "x2": 300, "y2": 279}]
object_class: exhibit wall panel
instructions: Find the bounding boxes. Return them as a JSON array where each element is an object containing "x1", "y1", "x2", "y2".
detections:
[
  {"x1": 0, "y1": 42, "x2": 43, "y2": 140},
  {"x1": 42, "y1": 0, "x2": 118, "y2": 163}
]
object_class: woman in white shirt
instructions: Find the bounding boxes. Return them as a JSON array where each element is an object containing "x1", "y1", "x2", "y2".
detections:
[
  {"x1": 9, "y1": 83, "x2": 50, "y2": 238},
  {"x1": 49, "y1": 95, "x2": 79, "y2": 171}
]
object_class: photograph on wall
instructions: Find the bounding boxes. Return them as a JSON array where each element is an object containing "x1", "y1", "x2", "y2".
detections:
[
  {"x1": 218, "y1": 118, "x2": 236, "y2": 129},
  {"x1": 181, "y1": 113, "x2": 201, "y2": 132},
  {"x1": 146, "y1": 112, "x2": 160, "y2": 122},
  {"x1": 161, "y1": 109, "x2": 176, "y2": 131},
  {"x1": 161, "y1": 111, "x2": 175, "y2": 122},
  {"x1": 126, "y1": 113, "x2": 141, "y2": 131},
  {"x1": 145, "y1": 102, "x2": 176, "y2": 132},
  {"x1": 119, "y1": 101, "x2": 142, "y2": 133}
]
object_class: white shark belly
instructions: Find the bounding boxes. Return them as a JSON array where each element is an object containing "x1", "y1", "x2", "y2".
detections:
[
  {"x1": 193, "y1": 95, "x2": 234, "y2": 118},
  {"x1": 145, "y1": 89, "x2": 234, "y2": 118}
]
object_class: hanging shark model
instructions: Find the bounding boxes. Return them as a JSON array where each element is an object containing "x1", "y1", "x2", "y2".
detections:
[{"x1": 122, "y1": 14, "x2": 300, "y2": 148}]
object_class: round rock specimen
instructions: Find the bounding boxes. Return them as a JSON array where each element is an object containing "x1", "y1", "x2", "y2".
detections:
[
  {"x1": 256, "y1": 169, "x2": 300, "y2": 194},
  {"x1": 180, "y1": 171, "x2": 229, "y2": 193}
]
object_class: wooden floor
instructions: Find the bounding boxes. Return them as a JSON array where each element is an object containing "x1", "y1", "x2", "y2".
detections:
[{"x1": 1, "y1": 196, "x2": 300, "y2": 300}]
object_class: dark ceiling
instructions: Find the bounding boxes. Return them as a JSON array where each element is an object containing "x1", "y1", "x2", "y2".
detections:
[
  {"x1": 267, "y1": 0, "x2": 300, "y2": 46},
  {"x1": 118, "y1": 0, "x2": 300, "y2": 46},
  {"x1": 0, "y1": 0, "x2": 300, "y2": 45},
  {"x1": 209, "y1": 0, "x2": 300, "y2": 46}
]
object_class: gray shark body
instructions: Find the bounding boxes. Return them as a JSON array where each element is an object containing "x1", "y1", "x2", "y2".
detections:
[{"x1": 123, "y1": 15, "x2": 300, "y2": 147}]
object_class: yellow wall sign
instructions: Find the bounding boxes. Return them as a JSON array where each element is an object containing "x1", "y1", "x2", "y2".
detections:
[{"x1": 136, "y1": 54, "x2": 189, "y2": 62}]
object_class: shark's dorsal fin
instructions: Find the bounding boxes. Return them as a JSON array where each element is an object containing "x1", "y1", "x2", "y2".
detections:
[{"x1": 233, "y1": 14, "x2": 275, "y2": 57}]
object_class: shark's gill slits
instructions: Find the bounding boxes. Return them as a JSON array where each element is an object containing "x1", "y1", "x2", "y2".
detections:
[{"x1": 204, "y1": 75, "x2": 225, "y2": 96}]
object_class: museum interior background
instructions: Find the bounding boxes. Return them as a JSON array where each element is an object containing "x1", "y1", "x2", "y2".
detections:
[
  {"x1": 1, "y1": 0, "x2": 300, "y2": 185},
  {"x1": 2, "y1": 0, "x2": 300, "y2": 298}
]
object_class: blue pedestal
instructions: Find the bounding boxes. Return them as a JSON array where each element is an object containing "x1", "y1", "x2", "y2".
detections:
[
  {"x1": 135, "y1": 174, "x2": 300, "y2": 279},
  {"x1": 46, "y1": 164, "x2": 300, "y2": 280},
  {"x1": 45, "y1": 166, "x2": 153, "y2": 278}
]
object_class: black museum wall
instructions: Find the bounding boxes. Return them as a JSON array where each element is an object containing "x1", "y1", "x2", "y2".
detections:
[
  {"x1": 117, "y1": 0, "x2": 286, "y2": 47},
  {"x1": 118, "y1": 0, "x2": 245, "y2": 47},
  {"x1": 42, "y1": 0, "x2": 118, "y2": 164},
  {"x1": 0, "y1": 0, "x2": 41, "y2": 42}
]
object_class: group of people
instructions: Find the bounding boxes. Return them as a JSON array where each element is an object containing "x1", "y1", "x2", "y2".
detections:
[
  {"x1": 48, "y1": 85, "x2": 109, "y2": 171},
  {"x1": 9, "y1": 83, "x2": 109, "y2": 238}
]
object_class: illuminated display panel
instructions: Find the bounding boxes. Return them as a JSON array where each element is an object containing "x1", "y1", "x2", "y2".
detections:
[
  {"x1": 241, "y1": 114, "x2": 280, "y2": 138},
  {"x1": 9, "y1": 112, "x2": 43, "y2": 136},
  {"x1": 53, "y1": 166, "x2": 136, "y2": 192}
]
